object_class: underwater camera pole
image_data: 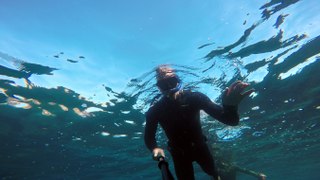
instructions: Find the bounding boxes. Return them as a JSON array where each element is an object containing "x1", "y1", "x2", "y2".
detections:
[
  {"x1": 234, "y1": 165, "x2": 267, "y2": 180},
  {"x1": 158, "y1": 156, "x2": 175, "y2": 180}
]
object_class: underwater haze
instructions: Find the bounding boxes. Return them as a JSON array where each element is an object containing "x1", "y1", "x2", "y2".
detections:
[{"x1": 0, "y1": 0, "x2": 320, "y2": 179}]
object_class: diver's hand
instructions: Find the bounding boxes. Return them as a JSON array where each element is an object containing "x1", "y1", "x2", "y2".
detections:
[
  {"x1": 152, "y1": 148, "x2": 165, "y2": 161},
  {"x1": 222, "y1": 80, "x2": 254, "y2": 106}
]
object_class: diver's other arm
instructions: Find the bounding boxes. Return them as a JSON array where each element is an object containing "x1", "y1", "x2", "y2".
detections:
[
  {"x1": 144, "y1": 111, "x2": 159, "y2": 152},
  {"x1": 144, "y1": 111, "x2": 166, "y2": 160},
  {"x1": 197, "y1": 92, "x2": 239, "y2": 126},
  {"x1": 196, "y1": 81, "x2": 253, "y2": 126}
]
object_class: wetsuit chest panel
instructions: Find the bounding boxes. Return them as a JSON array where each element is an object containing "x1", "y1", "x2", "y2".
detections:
[{"x1": 156, "y1": 93, "x2": 204, "y2": 146}]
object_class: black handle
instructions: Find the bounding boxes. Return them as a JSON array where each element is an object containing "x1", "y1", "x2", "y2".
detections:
[{"x1": 157, "y1": 156, "x2": 175, "y2": 180}]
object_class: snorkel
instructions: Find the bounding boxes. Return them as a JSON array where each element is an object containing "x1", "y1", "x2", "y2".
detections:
[{"x1": 162, "y1": 80, "x2": 182, "y2": 97}]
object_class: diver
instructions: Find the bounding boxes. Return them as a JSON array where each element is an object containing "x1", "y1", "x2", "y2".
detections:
[{"x1": 144, "y1": 65, "x2": 254, "y2": 180}]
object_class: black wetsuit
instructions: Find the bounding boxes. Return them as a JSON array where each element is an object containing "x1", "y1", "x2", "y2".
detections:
[{"x1": 144, "y1": 90, "x2": 239, "y2": 180}]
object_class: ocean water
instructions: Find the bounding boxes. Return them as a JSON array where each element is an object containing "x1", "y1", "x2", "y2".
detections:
[{"x1": 0, "y1": 0, "x2": 319, "y2": 179}]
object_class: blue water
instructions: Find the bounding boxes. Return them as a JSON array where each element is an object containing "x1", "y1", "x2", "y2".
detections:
[{"x1": 1, "y1": 0, "x2": 320, "y2": 179}]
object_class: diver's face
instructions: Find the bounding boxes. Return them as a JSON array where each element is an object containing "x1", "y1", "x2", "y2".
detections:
[{"x1": 156, "y1": 76, "x2": 179, "y2": 92}]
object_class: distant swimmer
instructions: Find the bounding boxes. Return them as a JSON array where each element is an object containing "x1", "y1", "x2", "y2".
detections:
[{"x1": 144, "y1": 64, "x2": 254, "y2": 180}]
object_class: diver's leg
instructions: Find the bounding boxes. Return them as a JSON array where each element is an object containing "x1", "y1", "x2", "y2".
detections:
[
  {"x1": 196, "y1": 144, "x2": 220, "y2": 180},
  {"x1": 170, "y1": 150, "x2": 195, "y2": 180}
]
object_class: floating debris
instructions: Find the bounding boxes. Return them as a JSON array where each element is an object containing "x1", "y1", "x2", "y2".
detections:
[
  {"x1": 48, "y1": 102, "x2": 56, "y2": 106},
  {"x1": 124, "y1": 120, "x2": 135, "y2": 125},
  {"x1": 252, "y1": 131, "x2": 265, "y2": 137},
  {"x1": 67, "y1": 59, "x2": 78, "y2": 63},
  {"x1": 113, "y1": 134, "x2": 127, "y2": 138},
  {"x1": 42, "y1": 109, "x2": 54, "y2": 116},
  {"x1": 251, "y1": 106, "x2": 260, "y2": 110},
  {"x1": 274, "y1": 14, "x2": 289, "y2": 29},
  {"x1": 114, "y1": 123, "x2": 121, "y2": 127},
  {"x1": 243, "y1": 20, "x2": 247, "y2": 25},
  {"x1": 310, "y1": 124, "x2": 317, "y2": 128},
  {"x1": 240, "y1": 117, "x2": 250, "y2": 121},
  {"x1": 73, "y1": 108, "x2": 90, "y2": 118},
  {"x1": 59, "y1": 104, "x2": 68, "y2": 111},
  {"x1": 7, "y1": 98, "x2": 32, "y2": 109},
  {"x1": 72, "y1": 137, "x2": 82, "y2": 141},
  {"x1": 120, "y1": 110, "x2": 130, "y2": 114},
  {"x1": 101, "y1": 132, "x2": 110, "y2": 136},
  {"x1": 85, "y1": 107, "x2": 103, "y2": 113},
  {"x1": 198, "y1": 42, "x2": 215, "y2": 49}
]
